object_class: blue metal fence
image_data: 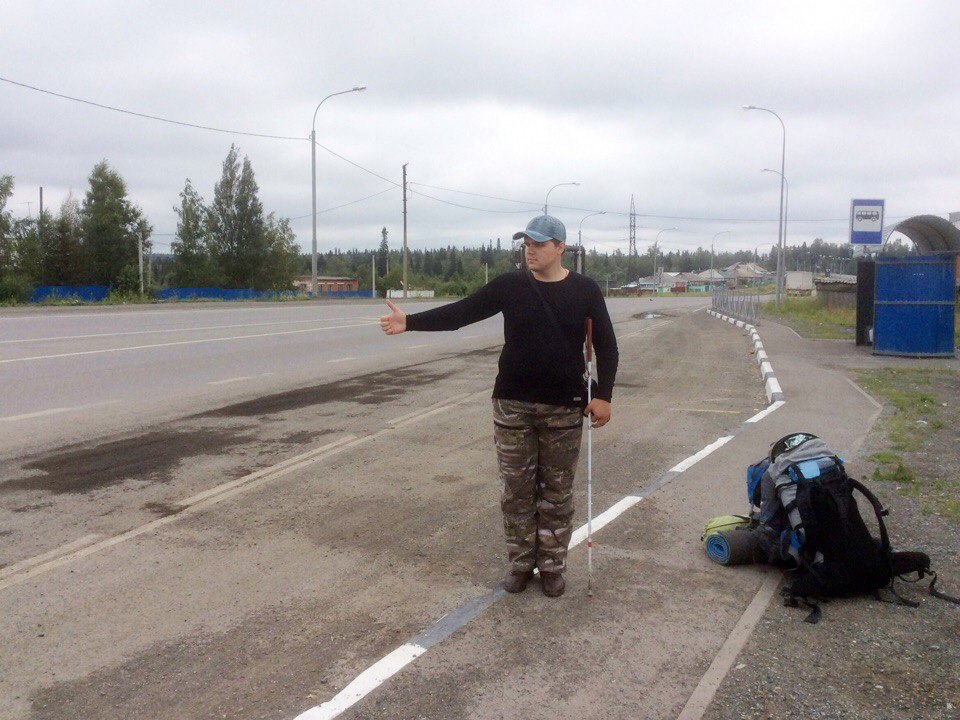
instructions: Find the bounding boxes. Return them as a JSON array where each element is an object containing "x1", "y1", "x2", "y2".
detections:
[
  {"x1": 27, "y1": 286, "x2": 375, "y2": 302},
  {"x1": 30, "y1": 286, "x2": 111, "y2": 303}
]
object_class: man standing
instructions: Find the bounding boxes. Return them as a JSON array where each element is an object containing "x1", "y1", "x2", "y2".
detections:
[{"x1": 380, "y1": 214, "x2": 618, "y2": 597}]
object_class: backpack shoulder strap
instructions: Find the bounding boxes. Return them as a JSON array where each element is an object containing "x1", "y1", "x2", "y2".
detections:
[{"x1": 849, "y1": 477, "x2": 891, "y2": 554}]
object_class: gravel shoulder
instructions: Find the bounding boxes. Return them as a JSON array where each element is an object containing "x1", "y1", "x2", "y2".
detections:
[{"x1": 705, "y1": 333, "x2": 960, "y2": 720}]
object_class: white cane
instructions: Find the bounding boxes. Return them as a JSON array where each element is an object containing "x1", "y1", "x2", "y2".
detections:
[{"x1": 585, "y1": 317, "x2": 595, "y2": 597}]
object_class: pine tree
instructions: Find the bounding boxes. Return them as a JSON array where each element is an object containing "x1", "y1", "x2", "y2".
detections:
[
  {"x1": 171, "y1": 179, "x2": 218, "y2": 286},
  {"x1": 206, "y1": 146, "x2": 267, "y2": 289},
  {"x1": 81, "y1": 160, "x2": 149, "y2": 286},
  {"x1": 261, "y1": 213, "x2": 300, "y2": 290},
  {"x1": 377, "y1": 227, "x2": 389, "y2": 276},
  {"x1": 0, "y1": 176, "x2": 16, "y2": 273},
  {"x1": 49, "y1": 194, "x2": 85, "y2": 285}
]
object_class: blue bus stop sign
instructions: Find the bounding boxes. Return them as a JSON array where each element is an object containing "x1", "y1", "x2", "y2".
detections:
[{"x1": 850, "y1": 198, "x2": 885, "y2": 245}]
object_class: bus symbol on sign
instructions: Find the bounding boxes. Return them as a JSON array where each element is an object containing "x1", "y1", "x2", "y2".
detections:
[{"x1": 850, "y1": 198, "x2": 885, "y2": 245}]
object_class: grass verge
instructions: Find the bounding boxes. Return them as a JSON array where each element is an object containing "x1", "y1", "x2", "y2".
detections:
[
  {"x1": 762, "y1": 296, "x2": 856, "y2": 339},
  {"x1": 857, "y1": 367, "x2": 960, "y2": 519}
]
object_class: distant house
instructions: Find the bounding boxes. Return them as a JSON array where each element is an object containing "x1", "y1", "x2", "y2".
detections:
[
  {"x1": 723, "y1": 262, "x2": 766, "y2": 287},
  {"x1": 292, "y1": 275, "x2": 359, "y2": 293},
  {"x1": 697, "y1": 268, "x2": 732, "y2": 289},
  {"x1": 619, "y1": 276, "x2": 657, "y2": 294}
]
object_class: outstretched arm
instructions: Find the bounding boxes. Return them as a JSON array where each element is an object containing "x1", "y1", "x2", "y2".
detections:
[{"x1": 380, "y1": 300, "x2": 407, "y2": 335}]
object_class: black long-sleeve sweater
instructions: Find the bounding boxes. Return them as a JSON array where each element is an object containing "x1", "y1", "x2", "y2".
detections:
[{"x1": 405, "y1": 270, "x2": 619, "y2": 406}]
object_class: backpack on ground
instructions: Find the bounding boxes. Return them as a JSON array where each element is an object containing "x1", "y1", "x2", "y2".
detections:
[{"x1": 748, "y1": 433, "x2": 959, "y2": 622}]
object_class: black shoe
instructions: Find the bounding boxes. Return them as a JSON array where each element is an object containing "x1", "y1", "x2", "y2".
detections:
[
  {"x1": 503, "y1": 570, "x2": 533, "y2": 593},
  {"x1": 540, "y1": 572, "x2": 565, "y2": 597}
]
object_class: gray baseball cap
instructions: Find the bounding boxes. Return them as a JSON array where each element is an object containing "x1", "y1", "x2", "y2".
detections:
[{"x1": 513, "y1": 214, "x2": 567, "y2": 244}]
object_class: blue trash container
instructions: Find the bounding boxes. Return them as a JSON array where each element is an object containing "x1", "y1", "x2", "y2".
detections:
[{"x1": 873, "y1": 255, "x2": 956, "y2": 357}]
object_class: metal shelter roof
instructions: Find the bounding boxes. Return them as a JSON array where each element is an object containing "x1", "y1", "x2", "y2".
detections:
[{"x1": 882, "y1": 214, "x2": 960, "y2": 254}]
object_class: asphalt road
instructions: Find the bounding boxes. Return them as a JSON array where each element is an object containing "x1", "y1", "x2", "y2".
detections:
[
  {"x1": 3, "y1": 294, "x2": 778, "y2": 720},
  {"x1": 0, "y1": 297, "x2": 702, "y2": 459}
]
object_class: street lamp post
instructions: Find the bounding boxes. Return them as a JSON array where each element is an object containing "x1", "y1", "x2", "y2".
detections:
[
  {"x1": 311, "y1": 86, "x2": 366, "y2": 299},
  {"x1": 743, "y1": 105, "x2": 786, "y2": 308},
  {"x1": 653, "y1": 227, "x2": 678, "y2": 292},
  {"x1": 577, "y1": 211, "x2": 606, "y2": 247},
  {"x1": 576, "y1": 211, "x2": 605, "y2": 275},
  {"x1": 543, "y1": 182, "x2": 580, "y2": 215},
  {"x1": 711, "y1": 229, "x2": 731, "y2": 279},
  {"x1": 761, "y1": 167, "x2": 789, "y2": 294}
]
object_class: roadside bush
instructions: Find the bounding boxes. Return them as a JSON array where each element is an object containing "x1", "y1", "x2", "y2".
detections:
[{"x1": 0, "y1": 273, "x2": 33, "y2": 303}]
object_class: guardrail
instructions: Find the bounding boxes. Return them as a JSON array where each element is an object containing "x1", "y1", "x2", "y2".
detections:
[{"x1": 711, "y1": 287, "x2": 760, "y2": 325}]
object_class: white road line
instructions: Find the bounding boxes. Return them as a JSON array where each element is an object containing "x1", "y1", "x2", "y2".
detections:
[
  {"x1": 669, "y1": 435, "x2": 734, "y2": 473},
  {"x1": 326, "y1": 357, "x2": 358, "y2": 364},
  {"x1": 618, "y1": 321, "x2": 670, "y2": 341},
  {"x1": 0, "y1": 305, "x2": 379, "y2": 322},
  {"x1": 569, "y1": 495, "x2": 642, "y2": 547},
  {"x1": 403, "y1": 344, "x2": 430, "y2": 350},
  {"x1": 297, "y1": 304, "x2": 788, "y2": 720},
  {"x1": 0, "y1": 407, "x2": 72, "y2": 422},
  {"x1": 293, "y1": 420, "x2": 764, "y2": 720},
  {"x1": 676, "y1": 571, "x2": 781, "y2": 720},
  {"x1": 679, "y1": 408, "x2": 742, "y2": 414},
  {"x1": 208, "y1": 376, "x2": 254, "y2": 386},
  {"x1": 0, "y1": 534, "x2": 105, "y2": 580},
  {"x1": 0, "y1": 435, "x2": 362, "y2": 592},
  {"x1": 390, "y1": 391, "x2": 486, "y2": 429},
  {"x1": 386, "y1": 393, "x2": 475, "y2": 426},
  {"x1": 745, "y1": 400, "x2": 785, "y2": 424},
  {"x1": 0, "y1": 318, "x2": 375, "y2": 345},
  {"x1": 0, "y1": 321, "x2": 376, "y2": 365},
  {"x1": 1, "y1": 398, "x2": 119, "y2": 421},
  {"x1": 0, "y1": 390, "x2": 487, "y2": 591},
  {"x1": 295, "y1": 645, "x2": 428, "y2": 720}
]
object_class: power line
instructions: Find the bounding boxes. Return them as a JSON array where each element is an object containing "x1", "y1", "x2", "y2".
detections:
[
  {"x1": 311, "y1": 139, "x2": 400, "y2": 187},
  {"x1": 289, "y1": 186, "x2": 399, "y2": 220},
  {"x1": 408, "y1": 187, "x2": 538, "y2": 214},
  {"x1": 408, "y1": 181, "x2": 541, "y2": 206},
  {"x1": 1, "y1": 76, "x2": 926, "y2": 227},
  {"x1": 0, "y1": 76, "x2": 305, "y2": 141}
]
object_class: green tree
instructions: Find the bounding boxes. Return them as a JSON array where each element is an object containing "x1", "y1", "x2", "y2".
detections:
[
  {"x1": 81, "y1": 160, "x2": 150, "y2": 286},
  {"x1": 0, "y1": 175, "x2": 16, "y2": 271},
  {"x1": 171, "y1": 179, "x2": 218, "y2": 286},
  {"x1": 49, "y1": 194, "x2": 86, "y2": 285},
  {"x1": 206, "y1": 145, "x2": 268, "y2": 289},
  {"x1": 260, "y1": 214, "x2": 300, "y2": 290},
  {"x1": 377, "y1": 227, "x2": 389, "y2": 276}
]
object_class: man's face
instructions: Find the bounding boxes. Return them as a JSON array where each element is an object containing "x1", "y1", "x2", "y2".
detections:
[{"x1": 524, "y1": 237, "x2": 564, "y2": 270}]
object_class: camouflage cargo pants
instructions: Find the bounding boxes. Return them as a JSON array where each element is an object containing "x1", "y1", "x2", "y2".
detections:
[{"x1": 493, "y1": 398, "x2": 584, "y2": 575}]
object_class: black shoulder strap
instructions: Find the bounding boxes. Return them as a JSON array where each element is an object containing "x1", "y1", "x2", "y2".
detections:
[
  {"x1": 523, "y1": 269, "x2": 582, "y2": 366},
  {"x1": 850, "y1": 477, "x2": 891, "y2": 554}
]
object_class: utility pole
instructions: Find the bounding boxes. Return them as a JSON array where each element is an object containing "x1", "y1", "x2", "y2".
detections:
[
  {"x1": 485, "y1": 263, "x2": 488, "y2": 284},
  {"x1": 402, "y1": 163, "x2": 409, "y2": 299},
  {"x1": 372, "y1": 253, "x2": 376, "y2": 298},
  {"x1": 628, "y1": 194, "x2": 637, "y2": 280},
  {"x1": 39, "y1": 187, "x2": 44, "y2": 284},
  {"x1": 138, "y1": 231, "x2": 144, "y2": 294}
]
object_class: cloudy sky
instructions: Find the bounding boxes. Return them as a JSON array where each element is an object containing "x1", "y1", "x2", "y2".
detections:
[{"x1": 3, "y1": 1, "x2": 959, "y2": 259}]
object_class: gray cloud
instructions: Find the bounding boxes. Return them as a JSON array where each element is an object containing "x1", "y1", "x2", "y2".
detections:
[{"x1": 3, "y1": 1, "x2": 959, "y2": 257}]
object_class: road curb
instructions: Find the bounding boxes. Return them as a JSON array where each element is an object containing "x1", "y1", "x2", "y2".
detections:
[{"x1": 707, "y1": 310, "x2": 785, "y2": 404}]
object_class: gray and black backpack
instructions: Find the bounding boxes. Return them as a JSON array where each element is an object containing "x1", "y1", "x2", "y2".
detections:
[{"x1": 749, "y1": 433, "x2": 958, "y2": 622}]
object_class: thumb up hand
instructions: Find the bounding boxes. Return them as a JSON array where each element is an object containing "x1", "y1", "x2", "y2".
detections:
[{"x1": 380, "y1": 300, "x2": 407, "y2": 335}]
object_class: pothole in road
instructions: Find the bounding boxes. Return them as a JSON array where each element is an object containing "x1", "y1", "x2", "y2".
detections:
[{"x1": 637, "y1": 311, "x2": 663, "y2": 319}]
